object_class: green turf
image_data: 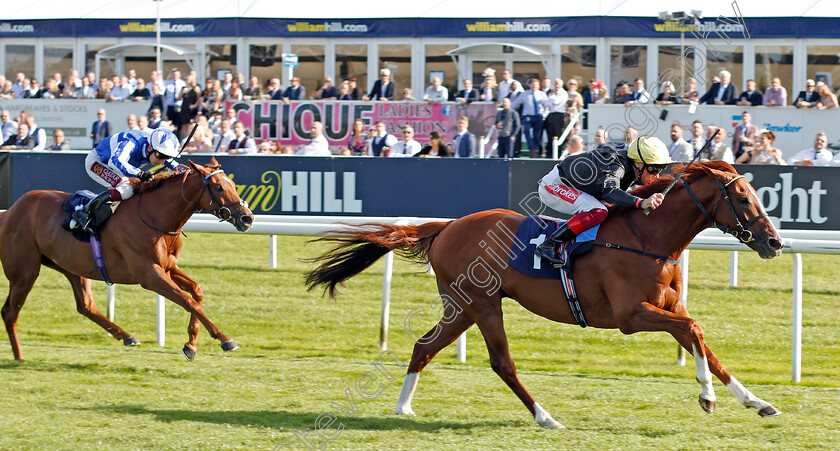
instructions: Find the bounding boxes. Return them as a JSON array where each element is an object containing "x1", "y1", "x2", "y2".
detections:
[{"x1": 0, "y1": 233, "x2": 838, "y2": 450}]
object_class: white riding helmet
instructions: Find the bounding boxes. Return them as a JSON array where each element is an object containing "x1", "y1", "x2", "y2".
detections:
[
  {"x1": 628, "y1": 136, "x2": 672, "y2": 165},
  {"x1": 149, "y1": 129, "x2": 179, "y2": 158}
]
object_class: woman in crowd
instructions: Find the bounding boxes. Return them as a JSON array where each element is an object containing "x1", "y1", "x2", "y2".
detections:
[
  {"x1": 179, "y1": 80, "x2": 203, "y2": 138},
  {"x1": 338, "y1": 82, "x2": 353, "y2": 101},
  {"x1": 736, "y1": 130, "x2": 786, "y2": 165},
  {"x1": 593, "y1": 80, "x2": 610, "y2": 104},
  {"x1": 344, "y1": 118, "x2": 368, "y2": 156},
  {"x1": 414, "y1": 131, "x2": 450, "y2": 158},
  {"x1": 204, "y1": 79, "x2": 224, "y2": 117},
  {"x1": 565, "y1": 79, "x2": 583, "y2": 110},
  {"x1": 679, "y1": 77, "x2": 698, "y2": 103},
  {"x1": 227, "y1": 80, "x2": 243, "y2": 101},
  {"x1": 655, "y1": 81, "x2": 678, "y2": 104},
  {"x1": 816, "y1": 84, "x2": 837, "y2": 109},
  {"x1": 182, "y1": 123, "x2": 214, "y2": 153},
  {"x1": 400, "y1": 88, "x2": 415, "y2": 101}
]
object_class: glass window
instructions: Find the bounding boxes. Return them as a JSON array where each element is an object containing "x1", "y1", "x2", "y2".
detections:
[
  {"x1": 44, "y1": 44, "x2": 74, "y2": 82},
  {"x1": 292, "y1": 44, "x2": 325, "y2": 99},
  {"x1": 704, "y1": 45, "x2": 742, "y2": 95},
  {"x1": 610, "y1": 45, "x2": 647, "y2": 95},
  {"x1": 86, "y1": 44, "x2": 115, "y2": 79},
  {"x1": 562, "y1": 45, "x2": 596, "y2": 92},
  {"x1": 657, "y1": 45, "x2": 696, "y2": 95},
  {"x1": 755, "y1": 46, "x2": 793, "y2": 103},
  {"x1": 5, "y1": 44, "x2": 35, "y2": 80},
  {"x1": 426, "y1": 45, "x2": 457, "y2": 94},
  {"x1": 513, "y1": 61, "x2": 545, "y2": 87},
  {"x1": 336, "y1": 44, "x2": 368, "y2": 89},
  {"x1": 379, "y1": 44, "x2": 411, "y2": 98},
  {"x1": 207, "y1": 44, "x2": 237, "y2": 80},
  {"x1": 249, "y1": 44, "x2": 282, "y2": 88},
  {"x1": 807, "y1": 46, "x2": 840, "y2": 94}
]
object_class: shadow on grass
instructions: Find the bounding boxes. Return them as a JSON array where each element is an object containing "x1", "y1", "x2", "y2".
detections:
[{"x1": 78, "y1": 405, "x2": 511, "y2": 431}]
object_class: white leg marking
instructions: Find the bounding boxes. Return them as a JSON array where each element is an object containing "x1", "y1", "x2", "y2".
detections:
[
  {"x1": 693, "y1": 344, "x2": 716, "y2": 402},
  {"x1": 395, "y1": 372, "x2": 419, "y2": 415},
  {"x1": 533, "y1": 402, "x2": 565, "y2": 429},
  {"x1": 726, "y1": 376, "x2": 774, "y2": 411}
]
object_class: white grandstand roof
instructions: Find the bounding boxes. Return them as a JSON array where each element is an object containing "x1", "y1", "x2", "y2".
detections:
[{"x1": 2, "y1": 0, "x2": 833, "y2": 19}]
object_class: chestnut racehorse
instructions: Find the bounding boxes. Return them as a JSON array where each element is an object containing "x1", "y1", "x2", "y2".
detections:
[
  {"x1": 306, "y1": 161, "x2": 784, "y2": 428},
  {"x1": 0, "y1": 157, "x2": 254, "y2": 361}
]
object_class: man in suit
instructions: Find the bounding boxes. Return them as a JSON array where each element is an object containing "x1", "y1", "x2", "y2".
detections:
[
  {"x1": 582, "y1": 79, "x2": 597, "y2": 108},
  {"x1": 736, "y1": 79, "x2": 763, "y2": 106},
  {"x1": 511, "y1": 78, "x2": 549, "y2": 158},
  {"x1": 452, "y1": 115, "x2": 476, "y2": 158},
  {"x1": 364, "y1": 69, "x2": 395, "y2": 101},
  {"x1": 495, "y1": 98, "x2": 521, "y2": 159},
  {"x1": 455, "y1": 78, "x2": 480, "y2": 105},
  {"x1": 668, "y1": 123, "x2": 693, "y2": 162},
  {"x1": 0, "y1": 123, "x2": 35, "y2": 150},
  {"x1": 280, "y1": 77, "x2": 306, "y2": 104},
  {"x1": 147, "y1": 107, "x2": 163, "y2": 130},
  {"x1": 731, "y1": 111, "x2": 759, "y2": 159},
  {"x1": 227, "y1": 121, "x2": 257, "y2": 154},
  {"x1": 794, "y1": 79, "x2": 821, "y2": 108},
  {"x1": 90, "y1": 109, "x2": 112, "y2": 147},
  {"x1": 705, "y1": 127, "x2": 734, "y2": 163},
  {"x1": 266, "y1": 78, "x2": 283, "y2": 100},
  {"x1": 699, "y1": 70, "x2": 737, "y2": 105}
]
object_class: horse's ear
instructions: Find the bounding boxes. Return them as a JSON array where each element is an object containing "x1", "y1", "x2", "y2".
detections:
[
  {"x1": 208, "y1": 156, "x2": 220, "y2": 169},
  {"x1": 187, "y1": 159, "x2": 204, "y2": 173}
]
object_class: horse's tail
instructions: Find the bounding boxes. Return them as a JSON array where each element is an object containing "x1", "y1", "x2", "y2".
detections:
[{"x1": 305, "y1": 221, "x2": 451, "y2": 298}]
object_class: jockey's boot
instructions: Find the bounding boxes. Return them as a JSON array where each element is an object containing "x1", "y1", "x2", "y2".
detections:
[
  {"x1": 535, "y1": 223, "x2": 577, "y2": 266},
  {"x1": 72, "y1": 191, "x2": 113, "y2": 233}
]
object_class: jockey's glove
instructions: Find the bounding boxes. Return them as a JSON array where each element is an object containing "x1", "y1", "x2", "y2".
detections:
[{"x1": 137, "y1": 170, "x2": 153, "y2": 182}]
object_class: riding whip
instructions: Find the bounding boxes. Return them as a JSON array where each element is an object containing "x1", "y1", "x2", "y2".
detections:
[{"x1": 643, "y1": 128, "x2": 720, "y2": 216}]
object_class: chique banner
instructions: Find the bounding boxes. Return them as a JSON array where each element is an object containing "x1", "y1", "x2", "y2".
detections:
[{"x1": 227, "y1": 100, "x2": 499, "y2": 150}]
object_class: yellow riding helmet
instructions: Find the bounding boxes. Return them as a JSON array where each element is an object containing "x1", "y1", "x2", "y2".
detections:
[{"x1": 628, "y1": 136, "x2": 672, "y2": 165}]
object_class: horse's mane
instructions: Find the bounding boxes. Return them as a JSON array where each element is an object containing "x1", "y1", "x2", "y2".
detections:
[
  {"x1": 132, "y1": 162, "x2": 217, "y2": 194},
  {"x1": 608, "y1": 161, "x2": 740, "y2": 216}
]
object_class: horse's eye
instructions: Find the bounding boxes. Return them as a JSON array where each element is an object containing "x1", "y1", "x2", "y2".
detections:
[
  {"x1": 215, "y1": 184, "x2": 224, "y2": 193},
  {"x1": 739, "y1": 196, "x2": 750, "y2": 205}
]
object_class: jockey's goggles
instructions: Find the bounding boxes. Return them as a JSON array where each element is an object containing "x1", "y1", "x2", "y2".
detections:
[
  {"x1": 645, "y1": 164, "x2": 668, "y2": 174},
  {"x1": 152, "y1": 150, "x2": 169, "y2": 160}
]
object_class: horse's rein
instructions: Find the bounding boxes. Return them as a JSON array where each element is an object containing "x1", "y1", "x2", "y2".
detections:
[{"x1": 683, "y1": 175, "x2": 767, "y2": 244}]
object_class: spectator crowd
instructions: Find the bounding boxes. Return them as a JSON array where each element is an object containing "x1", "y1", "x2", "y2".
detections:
[{"x1": 2, "y1": 66, "x2": 840, "y2": 164}]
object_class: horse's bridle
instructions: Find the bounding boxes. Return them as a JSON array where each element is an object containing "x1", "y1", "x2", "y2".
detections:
[
  {"x1": 138, "y1": 168, "x2": 248, "y2": 235},
  {"x1": 182, "y1": 168, "x2": 249, "y2": 223},
  {"x1": 683, "y1": 175, "x2": 767, "y2": 244}
]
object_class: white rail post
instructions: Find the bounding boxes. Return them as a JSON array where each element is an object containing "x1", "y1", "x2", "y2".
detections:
[
  {"x1": 456, "y1": 332, "x2": 466, "y2": 363},
  {"x1": 792, "y1": 253, "x2": 802, "y2": 383},
  {"x1": 729, "y1": 251, "x2": 738, "y2": 287},
  {"x1": 269, "y1": 235, "x2": 278, "y2": 269},
  {"x1": 156, "y1": 294, "x2": 166, "y2": 346},
  {"x1": 551, "y1": 137, "x2": 559, "y2": 160},
  {"x1": 677, "y1": 249, "x2": 689, "y2": 366},
  {"x1": 379, "y1": 250, "x2": 395, "y2": 351},
  {"x1": 107, "y1": 284, "x2": 116, "y2": 321},
  {"x1": 479, "y1": 136, "x2": 486, "y2": 158}
]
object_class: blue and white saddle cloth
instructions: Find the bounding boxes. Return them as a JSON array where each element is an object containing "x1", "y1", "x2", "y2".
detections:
[{"x1": 509, "y1": 215, "x2": 600, "y2": 281}]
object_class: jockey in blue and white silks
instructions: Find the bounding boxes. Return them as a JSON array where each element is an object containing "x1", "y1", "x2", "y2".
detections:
[{"x1": 72, "y1": 128, "x2": 181, "y2": 231}]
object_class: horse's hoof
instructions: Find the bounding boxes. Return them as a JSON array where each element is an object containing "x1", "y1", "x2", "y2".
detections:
[
  {"x1": 123, "y1": 336, "x2": 141, "y2": 346},
  {"x1": 182, "y1": 345, "x2": 196, "y2": 362},
  {"x1": 395, "y1": 405, "x2": 416, "y2": 416},
  {"x1": 698, "y1": 396, "x2": 715, "y2": 414},
  {"x1": 221, "y1": 340, "x2": 240, "y2": 352},
  {"x1": 758, "y1": 405, "x2": 782, "y2": 417}
]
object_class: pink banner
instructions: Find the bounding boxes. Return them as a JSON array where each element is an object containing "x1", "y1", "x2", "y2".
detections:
[{"x1": 226, "y1": 100, "x2": 499, "y2": 150}]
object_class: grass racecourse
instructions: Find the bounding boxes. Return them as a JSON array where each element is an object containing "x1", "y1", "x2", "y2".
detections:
[{"x1": 0, "y1": 232, "x2": 838, "y2": 450}]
